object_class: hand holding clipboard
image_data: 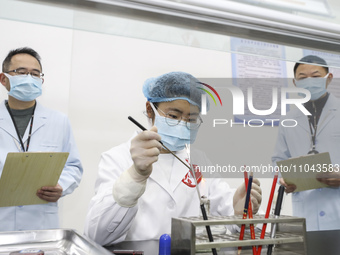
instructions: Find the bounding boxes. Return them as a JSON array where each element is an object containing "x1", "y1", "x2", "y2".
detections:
[
  {"x1": 0, "y1": 152, "x2": 68, "y2": 207},
  {"x1": 276, "y1": 152, "x2": 338, "y2": 192}
]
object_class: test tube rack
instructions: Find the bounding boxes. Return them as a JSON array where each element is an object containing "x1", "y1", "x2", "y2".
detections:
[{"x1": 170, "y1": 214, "x2": 307, "y2": 255}]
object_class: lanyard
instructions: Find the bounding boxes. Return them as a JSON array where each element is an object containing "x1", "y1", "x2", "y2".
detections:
[
  {"x1": 307, "y1": 115, "x2": 318, "y2": 154},
  {"x1": 5, "y1": 102, "x2": 36, "y2": 152},
  {"x1": 305, "y1": 94, "x2": 329, "y2": 155}
]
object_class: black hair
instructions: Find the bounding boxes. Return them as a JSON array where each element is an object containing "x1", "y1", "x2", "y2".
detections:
[
  {"x1": 2, "y1": 47, "x2": 42, "y2": 72},
  {"x1": 293, "y1": 55, "x2": 328, "y2": 76}
]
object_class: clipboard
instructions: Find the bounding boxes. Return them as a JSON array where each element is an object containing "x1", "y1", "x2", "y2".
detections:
[
  {"x1": 0, "y1": 152, "x2": 69, "y2": 207},
  {"x1": 277, "y1": 152, "x2": 331, "y2": 192}
]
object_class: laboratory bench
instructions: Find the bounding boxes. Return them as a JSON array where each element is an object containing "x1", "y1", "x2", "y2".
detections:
[
  {"x1": 106, "y1": 230, "x2": 340, "y2": 255},
  {"x1": 0, "y1": 228, "x2": 338, "y2": 254},
  {"x1": 106, "y1": 239, "x2": 302, "y2": 254}
]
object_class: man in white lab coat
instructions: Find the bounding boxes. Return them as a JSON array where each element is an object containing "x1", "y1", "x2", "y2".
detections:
[
  {"x1": 85, "y1": 71, "x2": 262, "y2": 246},
  {"x1": 0, "y1": 47, "x2": 83, "y2": 231},
  {"x1": 272, "y1": 55, "x2": 340, "y2": 231}
]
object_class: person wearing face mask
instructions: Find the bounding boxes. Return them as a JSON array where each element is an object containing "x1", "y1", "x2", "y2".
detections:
[
  {"x1": 0, "y1": 47, "x2": 83, "y2": 231},
  {"x1": 272, "y1": 55, "x2": 340, "y2": 231},
  {"x1": 84, "y1": 71, "x2": 262, "y2": 246}
]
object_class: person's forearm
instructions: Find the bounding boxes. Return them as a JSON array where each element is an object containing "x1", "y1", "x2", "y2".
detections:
[{"x1": 85, "y1": 189, "x2": 139, "y2": 246}]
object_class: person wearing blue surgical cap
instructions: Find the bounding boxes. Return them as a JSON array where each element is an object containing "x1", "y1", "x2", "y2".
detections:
[
  {"x1": 142, "y1": 72, "x2": 206, "y2": 151},
  {"x1": 84, "y1": 71, "x2": 262, "y2": 246}
]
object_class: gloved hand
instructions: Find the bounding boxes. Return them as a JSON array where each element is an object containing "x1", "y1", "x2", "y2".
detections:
[
  {"x1": 233, "y1": 178, "x2": 262, "y2": 215},
  {"x1": 113, "y1": 126, "x2": 162, "y2": 207},
  {"x1": 130, "y1": 126, "x2": 162, "y2": 178}
]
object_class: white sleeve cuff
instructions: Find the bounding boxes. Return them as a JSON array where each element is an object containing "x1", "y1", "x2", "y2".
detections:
[{"x1": 112, "y1": 166, "x2": 148, "y2": 207}]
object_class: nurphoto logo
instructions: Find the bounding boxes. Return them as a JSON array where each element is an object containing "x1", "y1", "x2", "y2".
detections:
[{"x1": 198, "y1": 81, "x2": 312, "y2": 128}]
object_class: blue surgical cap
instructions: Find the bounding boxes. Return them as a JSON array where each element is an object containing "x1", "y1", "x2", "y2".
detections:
[{"x1": 142, "y1": 71, "x2": 208, "y2": 111}]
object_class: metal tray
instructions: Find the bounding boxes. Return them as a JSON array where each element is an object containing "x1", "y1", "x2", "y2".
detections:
[{"x1": 0, "y1": 229, "x2": 112, "y2": 255}]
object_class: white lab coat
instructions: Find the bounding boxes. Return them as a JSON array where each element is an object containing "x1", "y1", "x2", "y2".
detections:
[
  {"x1": 272, "y1": 94, "x2": 340, "y2": 231},
  {"x1": 0, "y1": 100, "x2": 83, "y2": 231},
  {"x1": 84, "y1": 133, "x2": 235, "y2": 246}
]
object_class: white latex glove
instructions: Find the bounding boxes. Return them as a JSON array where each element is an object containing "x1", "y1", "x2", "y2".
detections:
[
  {"x1": 233, "y1": 178, "x2": 262, "y2": 215},
  {"x1": 130, "y1": 126, "x2": 162, "y2": 178},
  {"x1": 113, "y1": 126, "x2": 162, "y2": 207}
]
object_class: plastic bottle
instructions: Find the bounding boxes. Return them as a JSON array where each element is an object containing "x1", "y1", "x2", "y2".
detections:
[{"x1": 158, "y1": 234, "x2": 171, "y2": 255}]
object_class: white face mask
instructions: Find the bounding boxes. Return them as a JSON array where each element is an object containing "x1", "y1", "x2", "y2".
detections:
[
  {"x1": 295, "y1": 73, "x2": 329, "y2": 100},
  {"x1": 150, "y1": 103, "x2": 198, "y2": 151},
  {"x1": 5, "y1": 73, "x2": 42, "y2": 101}
]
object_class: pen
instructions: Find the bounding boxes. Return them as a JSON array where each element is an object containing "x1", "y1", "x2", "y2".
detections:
[
  {"x1": 238, "y1": 171, "x2": 253, "y2": 255},
  {"x1": 247, "y1": 189, "x2": 256, "y2": 255},
  {"x1": 238, "y1": 172, "x2": 248, "y2": 252},
  {"x1": 267, "y1": 185, "x2": 285, "y2": 255},
  {"x1": 256, "y1": 172, "x2": 278, "y2": 255},
  {"x1": 242, "y1": 171, "x2": 256, "y2": 255},
  {"x1": 128, "y1": 116, "x2": 217, "y2": 255}
]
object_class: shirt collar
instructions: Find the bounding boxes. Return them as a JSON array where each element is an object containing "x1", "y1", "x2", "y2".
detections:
[{"x1": 304, "y1": 92, "x2": 329, "y2": 114}]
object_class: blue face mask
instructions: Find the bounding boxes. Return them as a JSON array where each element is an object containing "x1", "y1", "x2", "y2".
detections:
[
  {"x1": 151, "y1": 103, "x2": 198, "y2": 152},
  {"x1": 5, "y1": 73, "x2": 42, "y2": 101},
  {"x1": 295, "y1": 74, "x2": 329, "y2": 100}
]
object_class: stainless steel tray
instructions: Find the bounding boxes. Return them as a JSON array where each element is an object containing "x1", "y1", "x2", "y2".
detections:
[{"x1": 0, "y1": 229, "x2": 112, "y2": 255}]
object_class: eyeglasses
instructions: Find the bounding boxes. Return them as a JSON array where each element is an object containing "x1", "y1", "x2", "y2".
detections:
[
  {"x1": 155, "y1": 106, "x2": 203, "y2": 130},
  {"x1": 6, "y1": 68, "x2": 44, "y2": 79}
]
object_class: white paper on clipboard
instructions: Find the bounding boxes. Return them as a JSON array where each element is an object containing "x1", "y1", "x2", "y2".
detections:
[
  {"x1": 0, "y1": 152, "x2": 69, "y2": 207},
  {"x1": 277, "y1": 152, "x2": 332, "y2": 192}
]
